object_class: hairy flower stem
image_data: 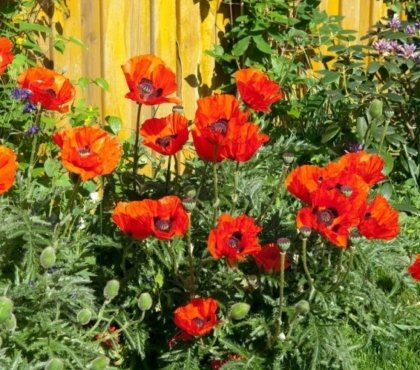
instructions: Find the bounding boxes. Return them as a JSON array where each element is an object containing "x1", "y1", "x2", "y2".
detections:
[
  {"x1": 186, "y1": 213, "x2": 196, "y2": 295},
  {"x1": 231, "y1": 161, "x2": 240, "y2": 214},
  {"x1": 274, "y1": 251, "x2": 287, "y2": 340},
  {"x1": 379, "y1": 118, "x2": 390, "y2": 153},
  {"x1": 132, "y1": 103, "x2": 142, "y2": 193},
  {"x1": 212, "y1": 162, "x2": 219, "y2": 225},
  {"x1": 66, "y1": 176, "x2": 81, "y2": 214},
  {"x1": 329, "y1": 247, "x2": 356, "y2": 293},
  {"x1": 26, "y1": 108, "x2": 42, "y2": 191},
  {"x1": 165, "y1": 155, "x2": 172, "y2": 193},
  {"x1": 258, "y1": 164, "x2": 289, "y2": 223},
  {"x1": 301, "y1": 238, "x2": 315, "y2": 301}
]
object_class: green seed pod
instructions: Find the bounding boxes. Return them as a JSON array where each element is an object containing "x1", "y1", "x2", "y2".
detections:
[
  {"x1": 295, "y1": 300, "x2": 310, "y2": 315},
  {"x1": 89, "y1": 356, "x2": 110, "y2": 370},
  {"x1": 77, "y1": 308, "x2": 92, "y2": 325},
  {"x1": 40, "y1": 247, "x2": 56, "y2": 269},
  {"x1": 384, "y1": 108, "x2": 394, "y2": 119},
  {"x1": 45, "y1": 358, "x2": 64, "y2": 370},
  {"x1": 0, "y1": 297, "x2": 13, "y2": 323},
  {"x1": 230, "y1": 302, "x2": 251, "y2": 320},
  {"x1": 4, "y1": 313, "x2": 16, "y2": 331},
  {"x1": 369, "y1": 99, "x2": 383, "y2": 119},
  {"x1": 182, "y1": 197, "x2": 196, "y2": 212},
  {"x1": 277, "y1": 237, "x2": 291, "y2": 251},
  {"x1": 137, "y1": 293, "x2": 153, "y2": 311},
  {"x1": 282, "y1": 152, "x2": 294, "y2": 164},
  {"x1": 103, "y1": 279, "x2": 120, "y2": 301}
]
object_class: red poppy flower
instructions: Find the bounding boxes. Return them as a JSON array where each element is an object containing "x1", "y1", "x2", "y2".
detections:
[
  {"x1": 112, "y1": 201, "x2": 153, "y2": 240},
  {"x1": 0, "y1": 145, "x2": 17, "y2": 194},
  {"x1": 192, "y1": 94, "x2": 249, "y2": 162},
  {"x1": 17, "y1": 67, "x2": 75, "y2": 112},
  {"x1": 95, "y1": 325, "x2": 120, "y2": 348},
  {"x1": 53, "y1": 126, "x2": 121, "y2": 181},
  {"x1": 208, "y1": 214, "x2": 262, "y2": 266},
  {"x1": 140, "y1": 113, "x2": 188, "y2": 155},
  {"x1": 211, "y1": 354, "x2": 242, "y2": 370},
  {"x1": 235, "y1": 68, "x2": 283, "y2": 112},
  {"x1": 174, "y1": 297, "x2": 219, "y2": 336},
  {"x1": 408, "y1": 254, "x2": 420, "y2": 281},
  {"x1": 0, "y1": 37, "x2": 14, "y2": 75},
  {"x1": 252, "y1": 243, "x2": 290, "y2": 273},
  {"x1": 296, "y1": 189, "x2": 360, "y2": 248},
  {"x1": 338, "y1": 151, "x2": 386, "y2": 186},
  {"x1": 224, "y1": 121, "x2": 269, "y2": 162},
  {"x1": 121, "y1": 55, "x2": 180, "y2": 105},
  {"x1": 358, "y1": 195, "x2": 399, "y2": 240},
  {"x1": 147, "y1": 196, "x2": 189, "y2": 240}
]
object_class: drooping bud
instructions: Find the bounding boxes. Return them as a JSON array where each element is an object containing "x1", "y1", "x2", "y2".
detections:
[
  {"x1": 369, "y1": 99, "x2": 383, "y2": 119},
  {"x1": 137, "y1": 293, "x2": 153, "y2": 311},
  {"x1": 88, "y1": 356, "x2": 110, "y2": 370},
  {"x1": 45, "y1": 358, "x2": 64, "y2": 370},
  {"x1": 299, "y1": 226, "x2": 311, "y2": 238},
  {"x1": 77, "y1": 308, "x2": 92, "y2": 325},
  {"x1": 282, "y1": 152, "x2": 294, "y2": 164},
  {"x1": 295, "y1": 300, "x2": 310, "y2": 315},
  {"x1": 40, "y1": 247, "x2": 56, "y2": 269},
  {"x1": 230, "y1": 302, "x2": 251, "y2": 320},
  {"x1": 0, "y1": 297, "x2": 13, "y2": 323},
  {"x1": 277, "y1": 237, "x2": 291, "y2": 251},
  {"x1": 103, "y1": 279, "x2": 120, "y2": 301}
]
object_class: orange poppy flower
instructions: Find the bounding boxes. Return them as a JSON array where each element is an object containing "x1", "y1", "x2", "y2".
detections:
[
  {"x1": 0, "y1": 37, "x2": 14, "y2": 75},
  {"x1": 121, "y1": 55, "x2": 180, "y2": 105},
  {"x1": 174, "y1": 298, "x2": 219, "y2": 336},
  {"x1": 358, "y1": 195, "x2": 399, "y2": 240},
  {"x1": 296, "y1": 189, "x2": 360, "y2": 248},
  {"x1": 337, "y1": 151, "x2": 386, "y2": 186},
  {"x1": 235, "y1": 68, "x2": 283, "y2": 112},
  {"x1": 112, "y1": 201, "x2": 153, "y2": 240},
  {"x1": 192, "y1": 94, "x2": 249, "y2": 162},
  {"x1": 53, "y1": 126, "x2": 121, "y2": 181},
  {"x1": 140, "y1": 113, "x2": 188, "y2": 155},
  {"x1": 224, "y1": 121, "x2": 269, "y2": 162},
  {"x1": 408, "y1": 254, "x2": 420, "y2": 281},
  {"x1": 0, "y1": 145, "x2": 17, "y2": 194},
  {"x1": 17, "y1": 67, "x2": 75, "y2": 112},
  {"x1": 208, "y1": 214, "x2": 262, "y2": 266},
  {"x1": 252, "y1": 243, "x2": 290, "y2": 273},
  {"x1": 147, "y1": 196, "x2": 189, "y2": 240}
]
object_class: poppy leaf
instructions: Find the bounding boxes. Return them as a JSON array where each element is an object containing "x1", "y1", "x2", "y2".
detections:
[{"x1": 44, "y1": 158, "x2": 59, "y2": 178}]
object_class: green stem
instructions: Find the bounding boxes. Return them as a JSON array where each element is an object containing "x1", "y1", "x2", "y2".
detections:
[
  {"x1": 328, "y1": 247, "x2": 356, "y2": 293},
  {"x1": 196, "y1": 162, "x2": 209, "y2": 201},
  {"x1": 66, "y1": 176, "x2": 81, "y2": 214},
  {"x1": 132, "y1": 104, "x2": 142, "y2": 193},
  {"x1": 26, "y1": 109, "x2": 42, "y2": 190},
  {"x1": 274, "y1": 251, "x2": 287, "y2": 340},
  {"x1": 301, "y1": 238, "x2": 315, "y2": 301},
  {"x1": 165, "y1": 155, "x2": 172, "y2": 193},
  {"x1": 186, "y1": 213, "x2": 195, "y2": 294},
  {"x1": 378, "y1": 119, "x2": 390, "y2": 153},
  {"x1": 231, "y1": 161, "x2": 240, "y2": 214},
  {"x1": 212, "y1": 162, "x2": 219, "y2": 225}
]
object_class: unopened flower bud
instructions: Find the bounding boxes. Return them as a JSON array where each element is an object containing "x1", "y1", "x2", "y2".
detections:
[
  {"x1": 77, "y1": 308, "x2": 92, "y2": 325},
  {"x1": 230, "y1": 302, "x2": 250, "y2": 320},
  {"x1": 103, "y1": 279, "x2": 120, "y2": 301},
  {"x1": 349, "y1": 229, "x2": 362, "y2": 243},
  {"x1": 299, "y1": 226, "x2": 311, "y2": 238},
  {"x1": 0, "y1": 297, "x2": 13, "y2": 323},
  {"x1": 295, "y1": 300, "x2": 310, "y2": 315},
  {"x1": 172, "y1": 105, "x2": 184, "y2": 114},
  {"x1": 182, "y1": 197, "x2": 196, "y2": 212},
  {"x1": 40, "y1": 247, "x2": 56, "y2": 269},
  {"x1": 369, "y1": 99, "x2": 383, "y2": 119},
  {"x1": 384, "y1": 108, "x2": 394, "y2": 119},
  {"x1": 45, "y1": 358, "x2": 64, "y2": 370},
  {"x1": 137, "y1": 292, "x2": 153, "y2": 311},
  {"x1": 89, "y1": 356, "x2": 109, "y2": 370},
  {"x1": 282, "y1": 152, "x2": 294, "y2": 164},
  {"x1": 277, "y1": 237, "x2": 291, "y2": 251},
  {"x1": 4, "y1": 313, "x2": 16, "y2": 331}
]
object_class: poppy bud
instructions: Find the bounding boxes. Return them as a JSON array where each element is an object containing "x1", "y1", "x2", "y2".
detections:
[
  {"x1": 103, "y1": 279, "x2": 120, "y2": 301},
  {"x1": 88, "y1": 356, "x2": 109, "y2": 370},
  {"x1": 77, "y1": 308, "x2": 92, "y2": 325},
  {"x1": 137, "y1": 292, "x2": 153, "y2": 311},
  {"x1": 369, "y1": 99, "x2": 383, "y2": 119},
  {"x1": 0, "y1": 296, "x2": 13, "y2": 323},
  {"x1": 384, "y1": 108, "x2": 394, "y2": 119},
  {"x1": 230, "y1": 302, "x2": 250, "y2": 320},
  {"x1": 277, "y1": 237, "x2": 291, "y2": 251},
  {"x1": 299, "y1": 226, "x2": 311, "y2": 238},
  {"x1": 172, "y1": 105, "x2": 184, "y2": 114},
  {"x1": 182, "y1": 197, "x2": 196, "y2": 212},
  {"x1": 282, "y1": 152, "x2": 294, "y2": 164},
  {"x1": 349, "y1": 229, "x2": 362, "y2": 243},
  {"x1": 4, "y1": 313, "x2": 16, "y2": 331},
  {"x1": 45, "y1": 358, "x2": 64, "y2": 370},
  {"x1": 40, "y1": 247, "x2": 56, "y2": 269},
  {"x1": 295, "y1": 300, "x2": 310, "y2": 315}
]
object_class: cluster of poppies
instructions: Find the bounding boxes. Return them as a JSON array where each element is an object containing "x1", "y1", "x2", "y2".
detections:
[{"x1": 286, "y1": 151, "x2": 400, "y2": 248}]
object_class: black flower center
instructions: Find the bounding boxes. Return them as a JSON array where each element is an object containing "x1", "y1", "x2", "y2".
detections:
[
  {"x1": 78, "y1": 146, "x2": 91, "y2": 156},
  {"x1": 45, "y1": 88, "x2": 57, "y2": 97},
  {"x1": 316, "y1": 208, "x2": 337, "y2": 226},
  {"x1": 154, "y1": 218, "x2": 172, "y2": 232},
  {"x1": 228, "y1": 231, "x2": 243, "y2": 252},
  {"x1": 192, "y1": 317, "x2": 206, "y2": 328},
  {"x1": 210, "y1": 119, "x2": 228, "y2": 136},
  {"x1": 138, "y1": 78, "x2": 163, "y2": 100},
  {"x1": 156, "y1": 134, "x2": 177, "y2": 148}
]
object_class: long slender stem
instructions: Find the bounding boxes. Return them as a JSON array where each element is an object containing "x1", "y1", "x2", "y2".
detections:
[
  {"x1": 66, "y1": 176, "x2": 81, "y2": 213},
  {"x1": 274, "y1": 251, "x2": 287, "y2": 339},
  {"x1": 132, "y1": 104, "x2": 143, "y2": 193},
  {"x1": 186, "y1": 213, "x2": 195, "y2": 295},
  {"x1": 329, "y1": 247, "x2": 356, "y2": 293},
  {"x1": 196, "y1": 162, "x2": 209, "y2": 201},
  {"x1": 26, "y1": 108, "x2": 42, "y2": 190},
  {"x1": 212, "y1": 162, "x2": 219, "y2": 225},
  {"x1": 231, "y1": 161, "x2": 240, "y2": 214},
  {"x1": 301, "y1": 238, "x2": 315, "y2": 300},
  {"x1": 165, "y1": 155, "x2": 172, "y2": 193},
  {"x1": 379, "y1": 119, "x2": 390, "y2": 153}
]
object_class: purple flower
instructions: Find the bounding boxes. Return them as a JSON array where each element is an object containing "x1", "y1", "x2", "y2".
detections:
[
  {"x1": 397, "y1": 43, "x2": 417, "y2": 59},
  {"x1": 25, "y1": 125, "x2": 40, "y2": 136},
  {"x1": 23, "y1": 102, "x2": 37, "y2": 113},
  {"x1": 415, "y1": 21, "x2": 420, "y2": 30},
  {"x1": 389, "y1": 14, "x2": 401, "y2": 30},
  {"x1": 345, "y1": 143, "x2": 364, "y2": 153},
  {"x1": 406, "y1": 25, "x2": 416, "y2": 35},
  {"x1": 372, "y1": 39, "x2": 397, "y2": 54},
  {"x1": 11, "y1": 88, "x2": 32, "y2": 100}
]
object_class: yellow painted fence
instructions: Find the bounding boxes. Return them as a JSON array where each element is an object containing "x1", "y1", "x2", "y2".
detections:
[{"x1": 43, "y1": 0, "x2": 393, "y2": 131}]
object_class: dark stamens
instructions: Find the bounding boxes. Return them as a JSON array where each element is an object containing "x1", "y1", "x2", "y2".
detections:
[
  {"x1": 316, "y1": 209, "x2": 335, "y2": 226},
  {"x1": 78, "y1": 146, "x2": 91, "y2": 156},
  {"x1": 192, "y1": 317, "x2": 206, "y2": 328},
  {"x1": 156, "y1": 134, "x2": 177, "y2": 148},
  {"x1": 228, "y1": 231, "x2": 243, "y2": 252},
  {"x1": 210, "y1": 119, "x2": 228, "y2": 135},
  {"x1": 154, "y1": 218, "x2": 172, "y2": 232}
]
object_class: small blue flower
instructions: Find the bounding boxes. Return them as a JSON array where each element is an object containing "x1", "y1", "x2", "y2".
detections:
[
  {"x1": 25, "y1": 125, "x2": 40, "y2": 136},
  {"x1": 23, "y1": 102, "x2": 37, "y2": 113},
  {"x1": 10, "y1": 88, "x2": 32, "y2": 100}
]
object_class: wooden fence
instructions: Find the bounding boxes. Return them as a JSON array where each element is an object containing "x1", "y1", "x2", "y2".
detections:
[{"x1": 41, "y1": 0, "x2": 394, "y2": 133}]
